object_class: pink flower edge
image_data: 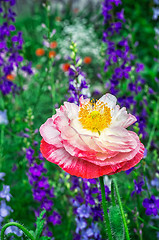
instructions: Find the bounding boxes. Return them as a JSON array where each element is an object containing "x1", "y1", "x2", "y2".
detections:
[{"x1": 40, "y1": 138, "x2": 144, "y2": 179}]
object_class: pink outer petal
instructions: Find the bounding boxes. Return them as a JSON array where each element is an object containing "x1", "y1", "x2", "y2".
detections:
[
  {"x1": 39, "y1": 118, "x2": 62, "y2": 148},
  {"x1": 108, "y1": 141, "x2": 145, "y2": 175},
  {"x1": 40, "y1": 138, "x2": 144, "y2": 179},
  {"x1": 40, "y1": 139, "x2": 124, "y2": 178}
]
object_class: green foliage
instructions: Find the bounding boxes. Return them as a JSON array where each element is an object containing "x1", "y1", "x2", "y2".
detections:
[
  {"x1": 34, "y1": 210, "x2": 48, "y2": 240},
  {"x1": 109, "y1": 206, "x2": 125, "y2": 240}
]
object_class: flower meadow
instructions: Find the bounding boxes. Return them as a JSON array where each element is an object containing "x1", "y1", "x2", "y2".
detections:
[{"x1": 0, "y1": 0, "x2": 159, "y2": 239}]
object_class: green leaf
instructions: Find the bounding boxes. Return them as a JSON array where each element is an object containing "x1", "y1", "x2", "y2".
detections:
[
  {"x1": 35, "y1": 209, "x2": 46, "y2": 240},
  {"x1": 109, "y1": 206, "x2": 125, "y2": 240},
  {"x1": 29, "y1": 230, "x2": 36, "y2": 238}
]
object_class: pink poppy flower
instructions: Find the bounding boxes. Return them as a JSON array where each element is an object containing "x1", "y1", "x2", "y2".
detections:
[{"x1": 40, "y1": 93, "x2": 144, "y2": 179}]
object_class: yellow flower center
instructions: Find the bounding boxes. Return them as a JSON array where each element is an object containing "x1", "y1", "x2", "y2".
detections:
[{"x1": 78, "y1": 99, "x2": 112, "y2": 132}]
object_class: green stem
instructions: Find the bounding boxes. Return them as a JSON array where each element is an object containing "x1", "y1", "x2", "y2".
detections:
[
  {"x1": 99, "y1": 176, "x2": 113, "y2": 240},
  {"x1": 1, "y1": 222, "x2": 35, "y2": 240},
  {"x1": 113, "y1": 179, "x2": 130, "y2": 240},
  {"x1": 111, "y1": 180, "x2": 116, "y2": 207}
]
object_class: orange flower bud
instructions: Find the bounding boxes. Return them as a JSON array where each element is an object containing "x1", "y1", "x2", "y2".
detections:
[
  {"x1": 6, "y1": 74, "x2": 15, "y2": 81},
  {"x1": 49, "y1": 51, "x2": 56, "y2": 58},
  {"x1": 62, "y1": 63, "x2": 70, "y2": 72},
  {"x1": 50, "y1": 41, "x2": 57, "y2": 49},
  {"x1": 83, "y1": 56, "x2": 92, "y2": 64},
  {"x1": 36, "y1": 48, "x2": 45, "y2": 56}
]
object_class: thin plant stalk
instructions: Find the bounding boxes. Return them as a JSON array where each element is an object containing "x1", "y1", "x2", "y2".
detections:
[
  {"x1": 99, "y1": 176, "x2": 113, "y2": 240},
  {"x1": 112, "y1": 179, "x2": 130, "y2": 240}
]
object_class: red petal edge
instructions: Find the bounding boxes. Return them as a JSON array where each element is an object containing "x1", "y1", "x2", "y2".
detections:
[{"x1": 40, "y1": 139, "x2": 144, "y2": 179}]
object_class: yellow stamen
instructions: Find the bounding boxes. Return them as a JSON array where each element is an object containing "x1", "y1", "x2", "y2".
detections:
[{"x1": 78, "y1": 99, "x2": 112, "y2": 132}]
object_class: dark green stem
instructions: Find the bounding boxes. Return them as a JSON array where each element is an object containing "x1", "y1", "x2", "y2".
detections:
[
  {"x1": 99, "y1": 176, "x2": 113, "y2": 240},
  {"x1": 1, "y1": 222, "x2": 35, "y2": 240},
  {"x1": 113, "y1": 179, "x2": 130, "y2": 240}
]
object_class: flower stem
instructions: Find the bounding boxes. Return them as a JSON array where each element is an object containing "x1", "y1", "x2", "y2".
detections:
[
  {"x1": 112, "y1": 179, "x2": 130, "y2": 240},
  {"x1": 99, "y1": 176, "x2": 113, "y2": 240},
  {"x1": 1, "y1": 222, "x2": 35, "y2": 240},
  {"x1": 111, "y1": 180, "x2": 116, "y2": 207}
]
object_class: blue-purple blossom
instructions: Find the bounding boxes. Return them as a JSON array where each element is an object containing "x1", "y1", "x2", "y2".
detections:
[
  {"x1": 21, "y1": 62, "x2": 33, "y2": 75},
  {"x1": 26, "y1": 147, "x2": 34, "y2": 164},
  {"x1": 131, "y1": 179, "x2": 145, "y2": 197},
  {"x1": 48, "y1": 211, "x2": 61, "y2": 225},
  {"x1": 125, "y1": 167, "x2": 134, "y2": 175},
  {"x1": 0, "y1": 185, "x2": 12, "y2": 201},
  {"x1": 41, "y1": 199, "x2": 54, "y2": 211},
  {"x1": 75, "y1": 217, "x2": 87, "y2": 234},
  {"x1": 151, "y1": 178, "x2": 159, "y2": 189},
  {"x1": 0, "y1": 110, "x2": 8, "y2": 124},
  {"x1": 0, "y1": 172, "x2": 5, "y2": 181},
  {"x1": 0, "y1": 200, "x2": 13, "y2": 219},
  {"x1": 29, "y1": 162, "x2": 47, "y2": 177},
  {"x1": 143, "y1": 195, "x2": 159, "y2": 216},
  {"x1": 77, "y1": 204, "x2": 91, "y2": 218}
]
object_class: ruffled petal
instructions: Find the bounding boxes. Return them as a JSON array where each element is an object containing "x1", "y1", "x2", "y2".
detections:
[
  {"x1": 39, "y1": 118, "x2": 62, "y2": 147},
  {"x1": 40, "y1": 139, "x2": 125, "y2": 178},
  {"x1": 63, "y1": 102, "x2": 79, "y2": 120},
  {"x1": 111, "y1": 105, "x2": 137, "y2": 128},
  {"x1": 98, "y1": 127, "x2": 137, "y2": 152},
  {"x1": 109, "y1": 141, "x2": 144, "y2": 174},
  {"x1": 84, "y1": 132, "x2": 141, "y2": 166}
]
